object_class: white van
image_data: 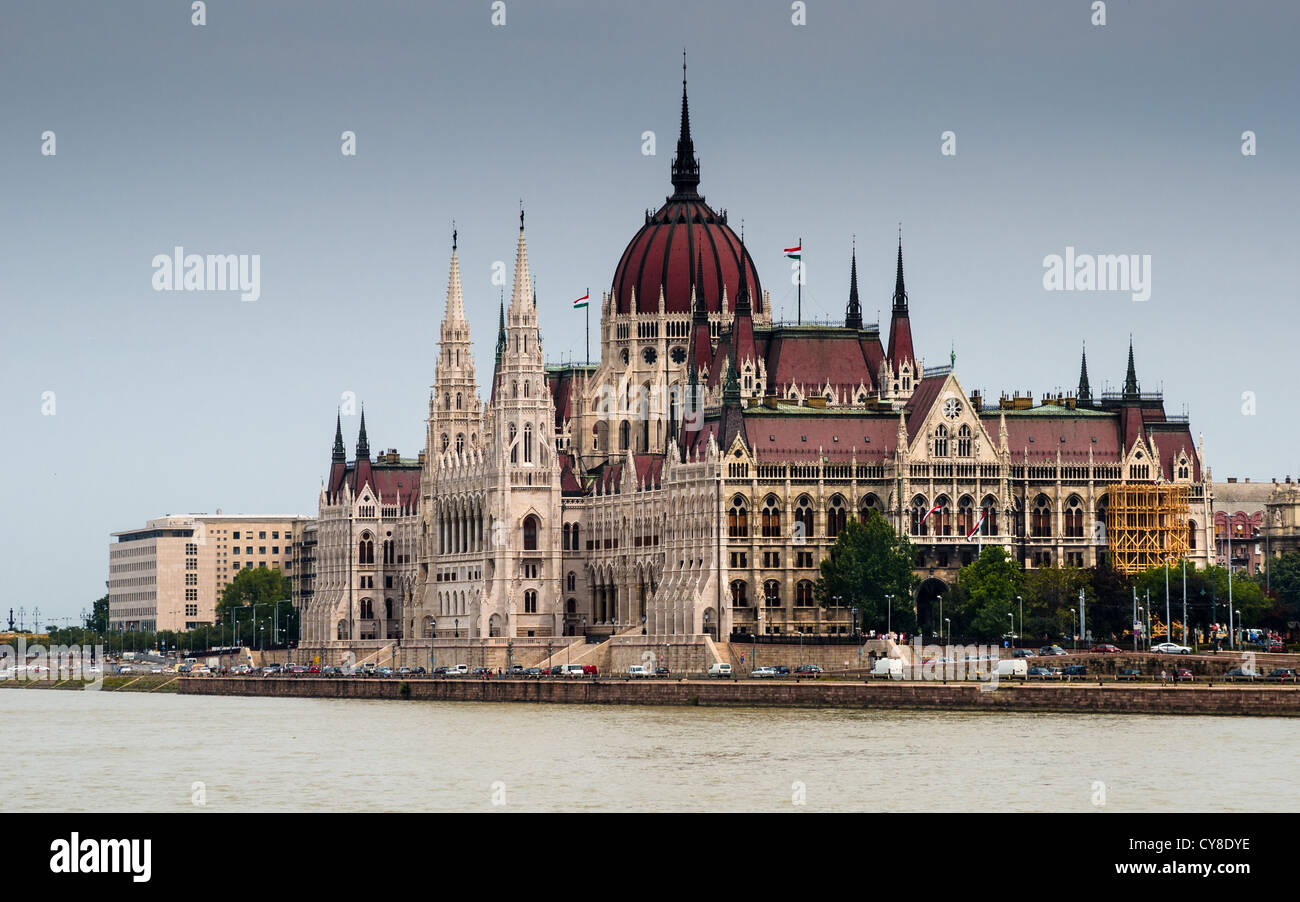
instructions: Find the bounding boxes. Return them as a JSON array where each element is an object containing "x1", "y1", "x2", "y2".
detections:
[
  {"x1": 707, "y1": 662, "x2": 732, "y2": 677},
  {"x1": 872, "y1": 657, "x2": 904, "y2": 679},
  {"x1": 627, "y1": 665, "x2": 651, "y2": 678},
  {"x1": 447, "y1": 664, "x2": 468, "y2": 676},
  {"x1": 564, "y1": 664, "x2": 586, "y2": 678},
  {"x1": 995, "y1": 658, "x2": 1028, "y2": 679}
]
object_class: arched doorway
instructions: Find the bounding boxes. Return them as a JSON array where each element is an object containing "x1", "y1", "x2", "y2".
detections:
[{"x1": 915, "y1": 577, "x2": 948, "y2": 640}]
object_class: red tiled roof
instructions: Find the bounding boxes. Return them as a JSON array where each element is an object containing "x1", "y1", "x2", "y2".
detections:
[
  {"x1": 904, "y1": 375, "x2": 946, "y2": 437},
  {"x1": 327, "y1": 459, "x2": 421, "y2": 508},
  {"x1": 744, "y1": 412, "x2": 897, "y2": 462},
  {"x1": 765, "y1": 331, "x2": 876, "y2": 396},
  {"x1": 996, "y1": 414, "x2": 1123, "y2": 462}
]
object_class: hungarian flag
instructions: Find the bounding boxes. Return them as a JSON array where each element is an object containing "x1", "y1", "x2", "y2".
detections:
[
  {"x1": 921, "y1": 503, "x2": 943, "y2": 524},
  {"x1": 784, "y1": 244, "x2": 801, "y2": 260},
  {"x1": 966, "y1": 510, "x2": 988, "y2": 540},
  {"x1": 573, "y1": 292, "x2": 589, "y2": 309}
]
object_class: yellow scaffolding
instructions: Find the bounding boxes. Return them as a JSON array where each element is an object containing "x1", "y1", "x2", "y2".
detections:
[{"x1": 1106, "y1": 483, "x2": 1190, "y2": 575}]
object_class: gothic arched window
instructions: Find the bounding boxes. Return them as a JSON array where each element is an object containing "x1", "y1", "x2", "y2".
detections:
[
  {"x1": 730, "y1": 580, "x2": 748, "y2": 607},
  {"x1": 523, "y1": 515, "x2": 539, "y2": 551},
  {"x1": 1031, "y1": 495, "x2": 1052, "y2": 538},
  {"x1": 795, "y1": 496, "x2": 814, "y2": 540},
  {"x1": 728, "y1": 496, "x2": 749, "y2": 539},
  {"x1": 827, "y1": 495, "x2": 847, "y2": 538},
  {"x1": 933, "y1": 425, "x2": 949, "y2": 457},
  {"x1": 761, "y1": 495, "x2": 781, "y2": 538},
  {"x1": 957, "y1": 424, "x2": 972, "y2": 457}
]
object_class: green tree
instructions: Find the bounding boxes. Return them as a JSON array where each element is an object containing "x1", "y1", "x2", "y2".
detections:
[
  {"x1": 216, "y1": 566, "x2": 294, "y2": 648},
  {"x1": 814, "y1": 510, "x2": 918, "y2": 633},
  {"x1": 1023, "y1": 564, "x2": 1090, "y2": 641},
  {"x1": 957, "y1": 546, "x2": 1023, "y2": 639},
  {"x1": 1265, "y1": 551, "x2": 1300, "y2": 629},
  {"x1": 85, "y1": 594, "x2": 109, "y2": 632}
]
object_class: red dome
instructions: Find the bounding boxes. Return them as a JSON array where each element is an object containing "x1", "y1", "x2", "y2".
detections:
[
  {"x1": 611, "y1": 61, "x2": 761, "y2": 317},
  {"x1": 611, "y1": 200, "x2": 762, "y2": 316}
]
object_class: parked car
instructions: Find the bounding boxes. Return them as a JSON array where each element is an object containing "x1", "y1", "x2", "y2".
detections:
[
  {"x1": 507, "y1": 664, "x2": 526, "y2": 676},
  {"x1": 581, "y1": 664, "x2": 599, "y2": 676},
  {"x1": 290, "y1": 665, "x2": 308, "y2": 675},
  {"x1": 1175, "y1": 668, "x2": 1195, "y2": 682},
  {"x1": 750, "y1": 666, "x2": 777, "y2": 678},
  {"x1": 1117, "y1": 667, "x2": 1141, "y2": 681},
  {"x1": 654, "y1": 666, "x2": 671, "y2": 678},
  {"x1": 1152, "y1": 642, "x2": 1192, "y2": 655},
  {"x1": 564, "y1": 664, "x2": 586, "y2": 678},
  {"x1": 548, "y1": 665, "x2": 565, "y2": 677},
  {"x1": 230, "y1": 664, "x2": 251, "y2": 675},
  {"x1": 1027, "y1": 666, "x2": 1053, "y2": 678},
  {"x1": 116, "y1": 665, "x2": 134, "y2": 674},
  {"x1": 308, "y1": 665, "x2": 322, "y2": 674},
  {"x1": 432, "y1": 666, "x2": 450, "y2": 676},
  {"x1": 1011, "y1": 648, "x2": 1037, "y2": 658},
  {"x1": 471, "y1": 666, "x2": 492, "y2": 676},
  {"x1": 627, "y1": 665, "x2": 651, "y2": 678},
  {"x1": 707, "y1": 662, "x2": 732, "y2": 678},
  {"x1": 410, "y1": 666, "x2": 426, "y2": 675},
  {"x1": 771, "y1": 665, "x2": 791, "y2": 676},
  {"x1": 177, "y1": 664, "x2": 193, "y2": 674},
  {"x1": 1266, "y1": 640, "x2": 1285, "y2": 653},
  {"x1": 794, "y1": 664, "x2": 823, "y2": 676},
  {"x1": 261, "y1": 665, "x2": 281, "y2": 676},
  {"x1": 446, "y1": 664, "x2": 468, "y2": 676},
  {"x1": 1091, "y1": 644, "x2": 1121, "y2": 654},
  {"x1": 523, "y1": 668, "x2": 543, "y2": 678},
  {"x1": 1038, "y1": 645, "x2": 1067, "y2": 656},
  {"x1": 1224, "y1": 667, "x2": 1257, "y2": 681},
  {"x1": 1063, "y1": 664, "x2": 1088, "y2": 677},
  {"x1": 1266, "y1": 668, "x2": 1298, "y2": 682},
  {"x1": 396, "y1": 667, "x2": 412, "y2": 676},
  {"x1": 872, "y1": 658, "x2": 904, "y2": 679}
]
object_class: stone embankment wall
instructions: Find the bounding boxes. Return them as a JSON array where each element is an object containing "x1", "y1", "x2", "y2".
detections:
[{"x1": 179, "y1": 675, "x2": 1300, "y2": 716}]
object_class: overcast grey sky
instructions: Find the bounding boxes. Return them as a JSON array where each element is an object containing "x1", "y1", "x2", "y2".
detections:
[{"x1": 3, "y1": 0, "x2": 1297, "y2": 624}]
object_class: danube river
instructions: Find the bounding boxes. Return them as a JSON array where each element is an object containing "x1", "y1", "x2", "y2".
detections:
[{"x1": 4, "y1": 690, "x2": 1297, "y2": 812}]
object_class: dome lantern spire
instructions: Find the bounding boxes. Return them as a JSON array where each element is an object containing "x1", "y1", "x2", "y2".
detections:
[{"x1": 670, "y1": 51, "x2": 701, "y2": 199}]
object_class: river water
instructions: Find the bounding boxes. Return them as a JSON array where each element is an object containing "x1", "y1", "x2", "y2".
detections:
[{"x1": 3, "y1": 690, "x2": 1297, "y2": 812}]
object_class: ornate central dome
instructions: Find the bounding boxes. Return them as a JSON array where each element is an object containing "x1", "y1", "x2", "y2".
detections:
[{"x1": 610, "y1": 64, "x2": 761, "y2": 317}]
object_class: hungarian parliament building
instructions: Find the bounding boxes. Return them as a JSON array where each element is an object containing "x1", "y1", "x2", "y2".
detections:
[{"x1": 300, "y1": 72, "x2": 1213, "y2": 653}]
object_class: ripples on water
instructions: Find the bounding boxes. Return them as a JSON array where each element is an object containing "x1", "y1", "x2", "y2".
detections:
[{"x1": 3, "y1": 691, "x2": 1297, "y2": 812}]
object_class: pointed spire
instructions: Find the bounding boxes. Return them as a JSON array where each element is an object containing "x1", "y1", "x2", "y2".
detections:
[
  {"x1": 332, "y1": 410, "x2": 346, "y2": 462},
  {"x1": 670, "y1": 50, "x2": 701, "y2": 198},
  {"x1": 734, "y1": 239, "x2": 752, "y2": 318},
  {"x1": 444, "y1": 227, "x2": 465, "y2": 323},
  {"x1": 1123, "y1": 336, "x2": 1139, "y2": 399},
  {"x1": 723, "y1": 355, "x2": 741, "y2": 403},
  {"x1": 496, "y1": 299, "x2": 506, "y2": 356},
  {"x1": 356, "y1": 406, "x2": 370, "y2": 460},
  {"x1": 846, "y1": 237, "x2": 862, "y2": 330},
  {"x1": 509, "y1": 207, "x2": 533, "y2": 316},
  {"x1": 1077, "y1": 342, "x2": 1092, "y2": 403},
  {"x1": 892, "y1": 232, "x2": 908, "y2": 314},
  {"x1": 692, "y1": 249, "x2": 708, "y2": 322}
]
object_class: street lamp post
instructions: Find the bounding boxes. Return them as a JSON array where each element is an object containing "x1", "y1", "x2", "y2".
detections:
[
  {"x1": 430, "y1": 618, "x2": 437, "y2": 674},
  {"x1": 1016, "y1": 595, "x2": 1023, "y2": 650},
  {"x1": 1008, "y1": 613, "x2": 1015, "y2": 649},
  {"x1": 944, "y1": 618, "x2": 951, "y2": 647},
  {"x1": 885, "y1": 594, "x2": 895, "y2": 638}
]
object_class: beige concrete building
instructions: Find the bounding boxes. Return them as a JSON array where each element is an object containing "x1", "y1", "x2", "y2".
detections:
[{"x1": 108, "y1": 513, "x2": 313, "y2": 632}]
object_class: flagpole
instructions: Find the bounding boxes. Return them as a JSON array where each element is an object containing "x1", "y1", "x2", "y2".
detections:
[
  {"x1": 797, "y1": 235, "x2": 803, "y2": 325},
  {"x1": 585, "y1": 286, "x2": 590, "y2": 366}
]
